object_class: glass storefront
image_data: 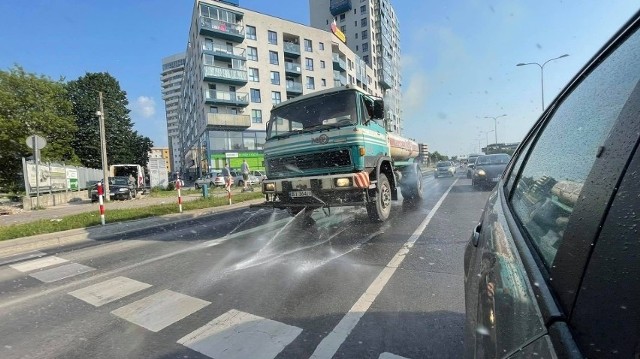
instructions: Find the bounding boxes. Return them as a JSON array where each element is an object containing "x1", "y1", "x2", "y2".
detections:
[{"x1": 206, "y1": 130, "x2": 267, "y2": 172}]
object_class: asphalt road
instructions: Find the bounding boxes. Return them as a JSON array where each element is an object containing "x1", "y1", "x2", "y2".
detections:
[{"x1": 0, "y1": 169, "x2": 491, "y2": 359}]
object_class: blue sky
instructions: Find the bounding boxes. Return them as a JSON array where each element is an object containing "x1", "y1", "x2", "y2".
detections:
[{"x1": 1, "y1": 0, "x2": 638, "y2": 156}]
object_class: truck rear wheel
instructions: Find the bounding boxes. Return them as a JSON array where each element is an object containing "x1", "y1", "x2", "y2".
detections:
[
  {"x1": 401, "y1": 165, "x2": 424, "y2": 202},
  {"x1": 367, "y1": 173, "x2": 391, "y2": 222}
]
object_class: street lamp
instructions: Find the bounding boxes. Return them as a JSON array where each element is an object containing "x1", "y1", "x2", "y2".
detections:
[
  {"x1": 516, "y1": 54, "x2": 569, "y2": 111},
  {"x1": 483, "y1": 114, "x2": 506, "y2": 144},
  {"x1": 482, "y1": 130, "x2": 495, "y2": 147}
]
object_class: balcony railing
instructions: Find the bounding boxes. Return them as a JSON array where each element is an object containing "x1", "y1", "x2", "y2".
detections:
[
  {"x1": 330, "y1": 0, "x2": 352, "y2": 16},
  {"x1": 286, "y1": 82, "x2": 303, "y2": 93},
  {"x1": 334, "y1": 75, "x2": 347, "y2": 86},
  {"x1": 332, "y1": 54, "x2": 346, "y2": 71},
  {"x1": 203, "y1": 65, "x2": 248, "y2": 84},
  {"x1": 204, "y1": 90, "x2": 249, "y2": 106},
  {"x1": 199, "y1": 16, "x2": 245, "y2": 41},
  {"x1": 284, "y1": 62, "x2": 302, "y2": 75},
  {"x1": 202, "y1": 44, "x2": 246, "y2": 59},
  {"x1": 283, "y1": 42, "x2": 301, "y2": 57},
  {"x1": 207, "y1": 113, "x2": 251, "y2": 130}
]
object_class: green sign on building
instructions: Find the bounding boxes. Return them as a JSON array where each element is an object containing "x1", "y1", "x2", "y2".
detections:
[{"x1": 210, "y1": 152, "x2": 265, "y2": 172}]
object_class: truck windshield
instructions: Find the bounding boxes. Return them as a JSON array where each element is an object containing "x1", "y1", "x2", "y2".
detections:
[{"x1": 266, "y1": 91, "x2": 357, "y2": 140}]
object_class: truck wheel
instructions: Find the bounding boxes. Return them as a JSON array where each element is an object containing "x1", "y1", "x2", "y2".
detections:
[
  {"x1": 367, "y1": 173, "x2": 391, "y2": 222},
  {"x1": 402, "y1": 167, "x2": 423, "y2": 202}
]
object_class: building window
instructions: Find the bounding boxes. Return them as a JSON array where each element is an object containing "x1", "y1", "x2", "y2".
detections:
[
  {"x1": 247, "y1": 46, "x2": 258, "y2": 61},
  {"x1": 340, "y1": 14, "x2": 346, "y2": 22},
  {"x1": 319, "y1": 42, "x2": 325, "y2": 50},
  {"x1": 271, "y1": 91, "x2": 281, "y2": 105},
  {"x1": 354, "y1": 21, "x2": 358, "y2": 27},
  {"x1": 305, "y1": 58, "x2": 314, "y2": 71},
  {"x1": 268, "y1": 30, "x2": 278, "y2": 45},
  {"x1": 362, "y1": 42, "x2": 369, "y2": 52},
  {"x1": 341, "y1": 25, "x2": 346, "y2": 33},
  {"x1": 269, "y1": 51, "x2": 279, "y2": 65},
  {"x1": 355, "y1": 33, "x2": 359, "y2": 39},
  {"x1": 246, "y1": 25, "x2": 257, "y2": 40},
  {"x1": 360, "y1": 5, "x2": 366, "y2": 13},
  {"x1": 250, "y1": 88, "x2": 261, "y2": 103},
  {"x1": 209, "y1": 106, "x2": 218, "y2": 113},
  {"x1": 251, "y1": 109, "x2": 262, "y2": 123},
  {"x1": 362, "y1": 30, "x2": 368, "y2": 39},
  {"x1": 321, "y1": 78, "x2": 327, "y2": 87},
  {"x1": 361, "y1": 17, "x2": 368, "y2": 27},
  {"x1": 306, "y1": 76, "x2": 315, "y2": 89},
  {"x1": 248, "y1": 68, "x2": 259, "y2": 82},
  {"x1": 356, "y1": 45, "x2": 359, "y2": 51},
  {"x1": 304, "y1": 39, "x2": 313, "y2": 52},
  {"x1": 363, "y1": 55, "x2": 369, "y2": 64},
  {"x1": 320, "y1": 60, "x2": 326, "y2": 69},
  {"x1": 270, "y1": 71, "x2": 281, "y2": 85}
]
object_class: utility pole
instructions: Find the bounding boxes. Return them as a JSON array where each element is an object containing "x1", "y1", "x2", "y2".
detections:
[{"x1": 97, "y1": 92, "x2": 110, "y2": 201}]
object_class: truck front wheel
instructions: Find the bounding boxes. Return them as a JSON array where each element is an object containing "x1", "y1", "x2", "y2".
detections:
[{"x1": 367, "y1": 173, "x2": 391, "y2": 222}]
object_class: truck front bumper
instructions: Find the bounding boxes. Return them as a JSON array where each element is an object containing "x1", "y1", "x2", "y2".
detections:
[{"x1": 258, "y1": 172, "x2": 372, "y2": 209}]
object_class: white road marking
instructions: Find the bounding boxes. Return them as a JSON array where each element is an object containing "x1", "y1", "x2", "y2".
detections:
[
  {"x1": 68, "y1": 276, "x2": 152, "y2": 307},
  {"x1": 111, "y1": 289, "x2": 210, "y2": 332},
  {"x1": 177, "y1": 309, "x2": 302, "y2": 359},
  {"x1": 9, "y1": 255, "x2": 68, "y2": 272},
  {"x1": 310, "y1": 179, "x2": 458, "y2": 359},
  {"x1": 29, "y1": 262, "x2": 95, "y2": 283},
  {"x1": 379, "y1": 352, "x2": 411, "y2": 359}
]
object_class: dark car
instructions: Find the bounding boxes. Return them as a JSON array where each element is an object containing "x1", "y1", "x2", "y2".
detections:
[
  {"x1": 464, "y1": 12, "x2": 640, "y2": 358},
  {"x1": 435, "y1": 161, "x2": 455, "y2": 178},
  {"x1": 471, "y1": 153, "x2": 510, "y2": 189},
  {"x1": 90, "y1": 177, "x2": 136, "y2": 202}
]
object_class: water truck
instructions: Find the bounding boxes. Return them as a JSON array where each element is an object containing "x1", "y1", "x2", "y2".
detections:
[{"x1": 257, "y1": 86, "x2": 423, "y2": 222}]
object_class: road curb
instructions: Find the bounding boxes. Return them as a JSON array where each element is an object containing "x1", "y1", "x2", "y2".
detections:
[{"x1": 0, "y1": 198, "x2": 265, "y2": 258}]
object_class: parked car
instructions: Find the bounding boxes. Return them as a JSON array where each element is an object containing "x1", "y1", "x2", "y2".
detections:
[
  {"x1": 434, "y1": 161, "x2": 455, "y2": 178},
  {"x1": 230, "y1": 171, "x2": 259, "y2": 187},
  {"x1": 90, "y1": 177, "x2": 136, "y2": 202},
  {"x1": 464, "y1": 12, "x2": 640, "y2": 358},
  {"x1": 250, "y1": 170, "x2": 267, "y2": 182},
  {"x1": 194, "y1": 175, "x2": 215, "y2": 189},
  {"x1": 470, "y1": 153, "x2": 510, "y2": 189}
]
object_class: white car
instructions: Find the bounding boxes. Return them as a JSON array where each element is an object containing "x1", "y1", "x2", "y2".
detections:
[{"x1": 231, "y1": 171, "x2": 259, "y2": 187}]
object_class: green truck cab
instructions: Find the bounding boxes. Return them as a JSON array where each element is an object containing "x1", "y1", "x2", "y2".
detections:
[{"x1": 259, "y1": 86, "x2": 423, "y2": 222}]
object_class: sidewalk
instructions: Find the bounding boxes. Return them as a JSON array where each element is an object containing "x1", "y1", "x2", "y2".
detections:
[{"x1": 0, "y1": 187, "x2": 253, "y2": 227}]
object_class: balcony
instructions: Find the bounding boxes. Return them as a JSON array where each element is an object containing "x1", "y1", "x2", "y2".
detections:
[
  {"x1": 207, "y1": 113, "x2": 251, "y2": 130},
  {"x1": 380, "y1": 71, "x2": 393, "y2": 89},
  {"x1": 286, "y1": 82, "x2": 303, "y2": 94},
  {"x1": 284, "y1": 62, "x2": 302, "y2": 76},
  {"x1": 330, "y1": 0, "x2": 352, "y2": 16},
  {"x1": 332, "y1": 54, "x2": 346, "y2": 71},
  {"x1": 204, "y1": 90, "x2": 249, "y2": 107},
  {"x1": 333, "y1": 75, "x2": 347, "y2": 87},
  {"x1": 202, "y1": 44, "x2": 246, "y2": 61},
  {"x1": 283, "y1": 42, "x2": 301, "y2": 58},
  {"x1": 203, "y1": 65, "x2": 248, "y2": 85},
  {"x1": 199, "y1": 16, "x2": 245, "y2": 42}
]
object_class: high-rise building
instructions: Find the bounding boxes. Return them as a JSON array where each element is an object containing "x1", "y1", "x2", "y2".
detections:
[
  {"x1": 176, "y1": 0, "x2": 382, "y2": 177},
  {"x1": 161, "y1": 53, "x2": 186, "y2": 174},
  {"x1": 309, "y1": 0, "x2": 402, "y2": 133}
]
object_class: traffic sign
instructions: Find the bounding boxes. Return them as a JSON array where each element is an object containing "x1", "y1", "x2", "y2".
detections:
[{"x1": 26, "y1": 135, "x2": 47, "y2": 150}]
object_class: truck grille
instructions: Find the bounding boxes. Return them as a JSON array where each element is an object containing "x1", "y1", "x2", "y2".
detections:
[{"x1": 268, "y1": 149, "x2": 352, "y2": 176}]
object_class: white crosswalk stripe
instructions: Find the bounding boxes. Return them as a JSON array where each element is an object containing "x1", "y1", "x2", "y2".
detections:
[
  {"x1": 177, "y1": 309, "x2": 302, "y2": 359},
  {"x1": 29, "y1": 262, "x2": 95, "y2": 283},
  {"x1": 379, "y1": 353, "x2": 411, "y2": 359},
  {"x1": 9, "y1": 255, "x2": 68, "y2": 272},
  {"x1": 68, "y1": 276, "x2": 152, "y2": 307},
  {"x1": 111, "y1": 289, "x2": 210, "y2": 332}
]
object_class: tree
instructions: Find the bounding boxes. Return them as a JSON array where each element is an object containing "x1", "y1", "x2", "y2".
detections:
[
  {"x1": 66, "y1": 72, "x2": 152, "y2": 168},
  {"x1": 129, "y1": 131, "x2": 154, "y2": 167},
  {"x1": 0, "y1": 66, "x2": 78, "y2": 191}
]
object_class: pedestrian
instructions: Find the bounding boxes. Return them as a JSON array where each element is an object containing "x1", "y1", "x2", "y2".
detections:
[
  {"x1": 221, "y1": 162, "x2": 232, "y2": 193},
  {"x1": 241, "y1": 159, "x2": 250, "y2": 190}
]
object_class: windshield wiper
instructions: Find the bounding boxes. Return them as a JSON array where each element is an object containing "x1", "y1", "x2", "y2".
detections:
[
  {"x1": 301, "y1": 122, "x2": 349, "y2": 134},
  {"x1": 268, "y1": 129, "x2": 303, "y2": 140}
]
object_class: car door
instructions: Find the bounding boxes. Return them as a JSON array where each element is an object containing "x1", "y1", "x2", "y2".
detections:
[{"x1": 465, "y1": 11, "x2": 640, "y2": 358}]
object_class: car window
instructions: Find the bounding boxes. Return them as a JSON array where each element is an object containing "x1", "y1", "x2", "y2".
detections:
[{"x1": 510, "y1": 26, "x2": 640, "y2": 269}]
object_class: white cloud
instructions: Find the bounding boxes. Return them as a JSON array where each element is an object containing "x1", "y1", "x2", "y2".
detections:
[{"x1": 133, "y1": 96, "x2": 156, "y2": 118}]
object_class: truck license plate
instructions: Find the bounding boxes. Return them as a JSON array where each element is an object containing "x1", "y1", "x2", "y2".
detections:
[{"x1": 290, "y1": 190, "x2": 312, "y2": 198}]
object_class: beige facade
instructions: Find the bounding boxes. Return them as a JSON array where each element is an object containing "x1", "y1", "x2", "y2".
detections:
[{"x1": 177, "y1": 0, "x2": 381, "y2": 175}]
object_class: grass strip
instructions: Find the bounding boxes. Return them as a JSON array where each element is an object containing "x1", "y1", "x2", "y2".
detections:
[{"x1": 0, "y1": 191, "x2": 264, "y2": 242}]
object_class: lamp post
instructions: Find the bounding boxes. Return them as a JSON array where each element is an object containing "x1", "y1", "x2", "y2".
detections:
[
  {"x1": 517, "y1": 54, "x2": 569, "y2": 111},
  {"x1": 483, "y1": 130, "x2": 495, "y2": 147},
  {"x1": 484, "y1": 115, "x2": 506, "y2": 144},
  {"x1": 96, "y1": 92, "x2": 110, "y2": 201}
]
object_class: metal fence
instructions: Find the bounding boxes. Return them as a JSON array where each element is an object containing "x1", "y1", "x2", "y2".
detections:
[{"x1": 22, "y1": 158, "x2": 103, "y2": 197}]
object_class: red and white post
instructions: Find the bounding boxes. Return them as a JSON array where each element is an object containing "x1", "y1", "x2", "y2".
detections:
[
  {"x1": 176, "y1": 177, "x2": 183, "y2": 213},
  {"x1": 97, "y1": 182, "x2": 106, "y2": 225}
]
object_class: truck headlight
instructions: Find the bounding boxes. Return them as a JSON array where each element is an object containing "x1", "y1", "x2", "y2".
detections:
[
  {"x1": 263, "y1": 183, "x2": 275, "y2": 192},
  {"x1": 335, "y1": 178, "x2": 351, "y2": 187},
  {"x1": 477, "y1": 170, "x2": 486, "y2": 176},
  {"x1": 118, "y1": 188, "x2": 128, "y2": 192}
]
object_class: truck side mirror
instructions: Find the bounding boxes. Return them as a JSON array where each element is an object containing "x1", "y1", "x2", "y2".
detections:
[{"x1": 373, "y1": 99, "x2": 385, "y2": 119}]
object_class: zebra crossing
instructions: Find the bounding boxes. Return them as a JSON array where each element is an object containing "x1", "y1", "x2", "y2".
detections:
[{"x1": 9, "y1": 255, "x2": 95, "y2": 283}]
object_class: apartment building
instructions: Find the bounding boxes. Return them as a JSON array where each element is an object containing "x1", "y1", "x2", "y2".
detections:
[
  {"x1": 161, "y1": 53, "x2": 186, "y2": 174},
  {"x1": 309, "y1": 0, "x2": 403, "y2": 133},
  {"x1": 177, "y1": 0, "x2": 381, "y2": 176}
]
